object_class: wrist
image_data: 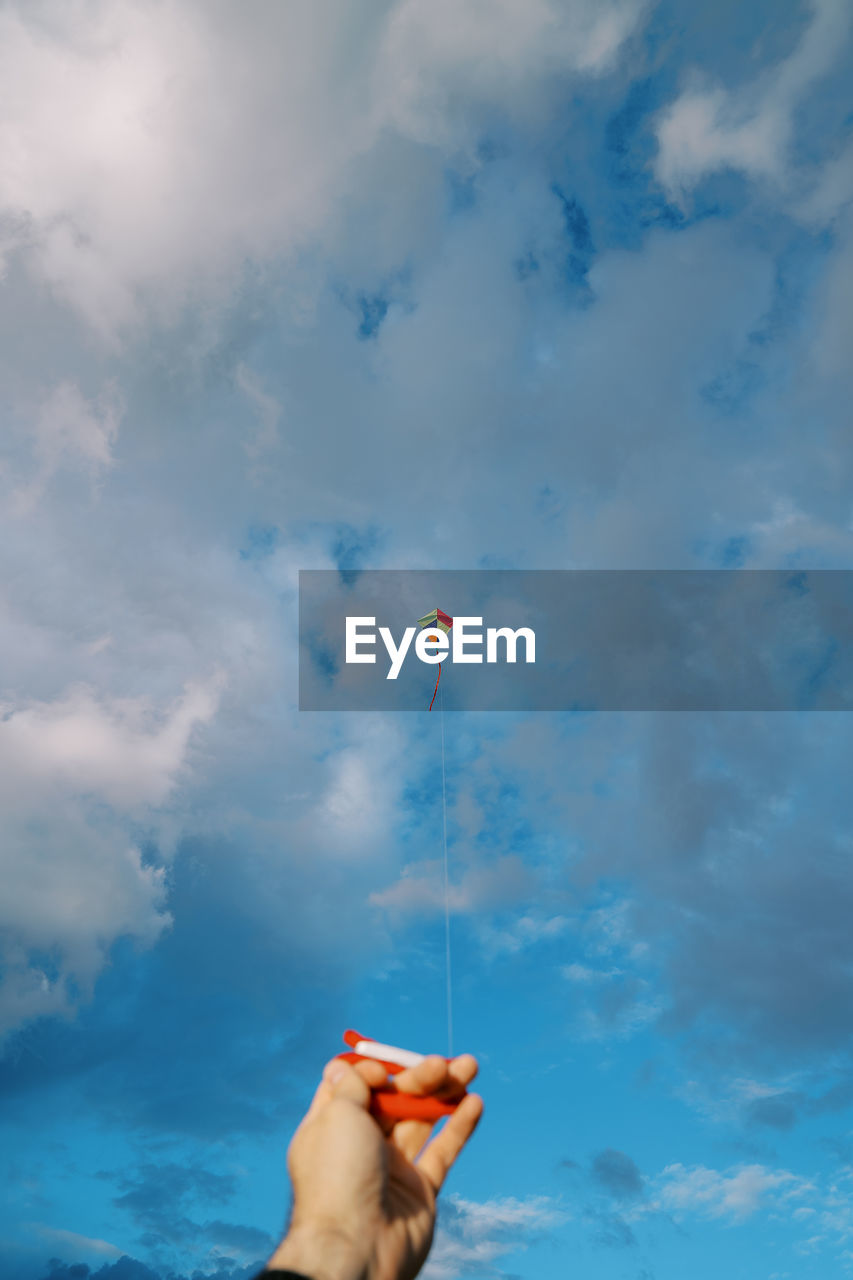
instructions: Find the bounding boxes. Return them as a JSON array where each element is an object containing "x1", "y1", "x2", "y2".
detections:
[{"x1": 268, "y1": 1221, "x2": 369, "y2": 1280}]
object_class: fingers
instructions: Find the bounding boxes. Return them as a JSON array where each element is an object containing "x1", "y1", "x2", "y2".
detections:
[
  {"x1": 441, "y1": 1053, "x2": 478, "y2": 1097},
  {"x1": 387, "y1": 1054, "x2": 479, "y2": 1162},
  {"x1": 304, "y1": 1057, "x2": 388, "y2": 1121},
  {"x1": 382, "y1": 1111, "x2": 431, "y2": 1157},
  {"x1": 393, "y1": 1052, "x2": 478, "y2": 1101},
  {"x1": 302, "y1": 1051, "x2": 480, "y2": 1165},
  {"x1": 416, "y1": 1092, "x2": 484, "y2": 1192},
  {"x1": 333, "y1": 1056, "x2": 388, "y2": 1093}
]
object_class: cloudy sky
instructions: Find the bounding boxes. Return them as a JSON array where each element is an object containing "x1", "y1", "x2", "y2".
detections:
[{"x1": 1, "y1": 1, "x2": 852, "y2": 1277}]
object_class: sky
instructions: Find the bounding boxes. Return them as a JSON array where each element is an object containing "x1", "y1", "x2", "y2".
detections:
[{"x1": 0, "y1": 1, "x2": 852, "y2": 1278}]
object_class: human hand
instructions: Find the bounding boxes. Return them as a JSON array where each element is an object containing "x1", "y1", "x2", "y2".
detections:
[{"x1": 267, "y1": 1050, "x2": 483, "y2": 1280}]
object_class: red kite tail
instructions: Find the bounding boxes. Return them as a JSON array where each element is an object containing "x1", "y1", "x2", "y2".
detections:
[{"x1": 428, "y1": 662, "x2": 441, "y2": 712}]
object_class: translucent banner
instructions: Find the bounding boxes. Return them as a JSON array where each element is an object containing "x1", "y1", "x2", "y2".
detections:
[{"x1": 298, "y1": 569, "x2": 853, "y2": 711}]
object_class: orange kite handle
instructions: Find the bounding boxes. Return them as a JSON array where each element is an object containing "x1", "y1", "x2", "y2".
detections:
[
  {"x1": 337, "y1": 1030, "x2": 459, "y2": 1123},
  {"x1": 335, "y1": 1054, "x2": 458, "y2": 1121},
  {"x1": 371, "y1": 1091, "x2": 456, "y2": 1122}
]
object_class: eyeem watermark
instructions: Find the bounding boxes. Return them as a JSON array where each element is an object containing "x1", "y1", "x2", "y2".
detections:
[
  {"x1": 346, "y1": 616, "x2": 536, "y2": 679},
  {"x1": 300, "y1": 569, "x2": 853, "y2": 710}
]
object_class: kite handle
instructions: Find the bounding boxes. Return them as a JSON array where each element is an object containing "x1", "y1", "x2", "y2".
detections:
[
  {"x1": 336, "y1": 1032, "x2": 460, "y2": 1123},
  {"x1": 371, "y1": 1091, "x2": 456, "y2": 1122},
  {"x1": 335, "y1": 1052, "x2": 458, "y2": 1121}
]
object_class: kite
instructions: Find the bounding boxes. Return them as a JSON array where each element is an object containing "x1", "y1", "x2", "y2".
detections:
[
  {"x1": 417, "y1": 607, "x2": 453, "y2": 636},
  {"x1": 417, "y1": 608, "x2": 454, "y2": 711}
]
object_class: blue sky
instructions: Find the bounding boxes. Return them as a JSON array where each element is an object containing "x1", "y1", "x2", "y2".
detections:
[{"x1": 1, "y1": 1, "x2": 852, "y2": 1277}]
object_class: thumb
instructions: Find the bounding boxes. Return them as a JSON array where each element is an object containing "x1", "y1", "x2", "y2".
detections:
[{"x1": 327, "y1": 1060, "x2": 373, "y2": 1109}]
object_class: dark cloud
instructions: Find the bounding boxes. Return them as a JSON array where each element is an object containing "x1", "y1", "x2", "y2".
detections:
[
  {"x1": 108, "y1": 1161, "x2": 237, "y2": 1248},
  {"x1": 745, "y1": 1092, "x2": 802, "y2": 1131},
  {"x1": 559, "y1": 712, "x2": 853, "y2": 1080},
  {"x1": 113, "y1": 1162, "x2": 237, "y2": 1214},
  {"x1": 590, "y1": 1149, "x2": 645, "y2": 1201},
  {"x1": 28, "y1": 1257, "x2": 259, "y2": 1280},
  {"x1": 98, "y1": 1158, "x2": 274, "y2": 1264},
  {"x1": 820, "y1": 1136, "x2": 853, "y2": 1167},
  {"x1": 39, "y1": 1261, "x2": 160, "y2": 1280},
  {"x1": 808, "y1": 1076, "x2": 853, "y2": 1116},
  {"x1": 587, "y1": 1208, "x2": 637, "y2": 1248},
  {"x1": 0, "y1": 834, "x2": 361, "y2": 1139}
]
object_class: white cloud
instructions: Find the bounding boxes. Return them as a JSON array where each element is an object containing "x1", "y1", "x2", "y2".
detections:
[
  {"x1": 370, "y1": 854, "x2": 534, "y2": 915},
  {"x1": 798, "y1": 139, "x2": 853, "y2": 226},
  {"x1": 29, "y1": 1224, "x2": 123, "y2": 1259},
  {"x1": 0, "y1": 835, "x2": 168, "y2": 1036},
  {"x1": 655, "y1": 0, "x2": 851, "y2": 204},
  {"x1": 483, "y1": 913, "x2": 569, "y2": 954},
  {"x1": 8, "y1": 379, "x2": 122, "y2": 515},
  {"x1": 563, "y1": 961, "x2": 622, "y2": 983},
  {"x1": 0, "y1": 0, "x2": 647, "y2": 336},
  {"x1": 424, "y1": 1194, "x2": 567, "y2": 1279},
  {"x1": 234, "y1": 362, "x2": 281, "y2": 470},
  {"x1": 448, "y1": 1194, "x2": 566, "y2": 1233},
  {"x1": 634, "y1": 1159, "x2": 853, "y2": 1264},
  {"x1": 744, "y1": 495, "x2": 853, "y2": 564},
  {"x1": 653, "y1": 1162, "x2": 809, "y2": 1222},
  {"x1": 299, "y1": 716, "x2": 414, "y2": 864},
  {"x1": 0, "y1": 0, "x2": 380, "y2": 334},
  {"x1": 0, "y1": 678, "x2": 220, "y2": 1036},
  {"x1": 0, "y1": 680, "x2": 220, "y2": 808},
  {"x1": 686, "y1": 1073, "x2": 809, "y2": 1129},
  {"x1": 376, "y1": 0, "x2": 647, "y2": 145}
]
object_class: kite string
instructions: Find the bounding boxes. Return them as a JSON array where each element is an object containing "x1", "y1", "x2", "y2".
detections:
[{"x1": 440, "y1": 682, "x2": 453, "y2": 1058}]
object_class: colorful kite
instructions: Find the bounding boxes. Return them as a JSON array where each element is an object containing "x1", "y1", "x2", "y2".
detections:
[
  {"x1": 418, "y1": 608, "x2": 453, "y2": 710},
  {"x1": 417, "y1": 607, "x2": 453, "y2": 636}
]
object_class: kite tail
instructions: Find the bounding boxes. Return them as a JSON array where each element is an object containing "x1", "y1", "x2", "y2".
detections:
[{"x1": 428, "y1": 662, "x2": 441, "y2": 712}]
